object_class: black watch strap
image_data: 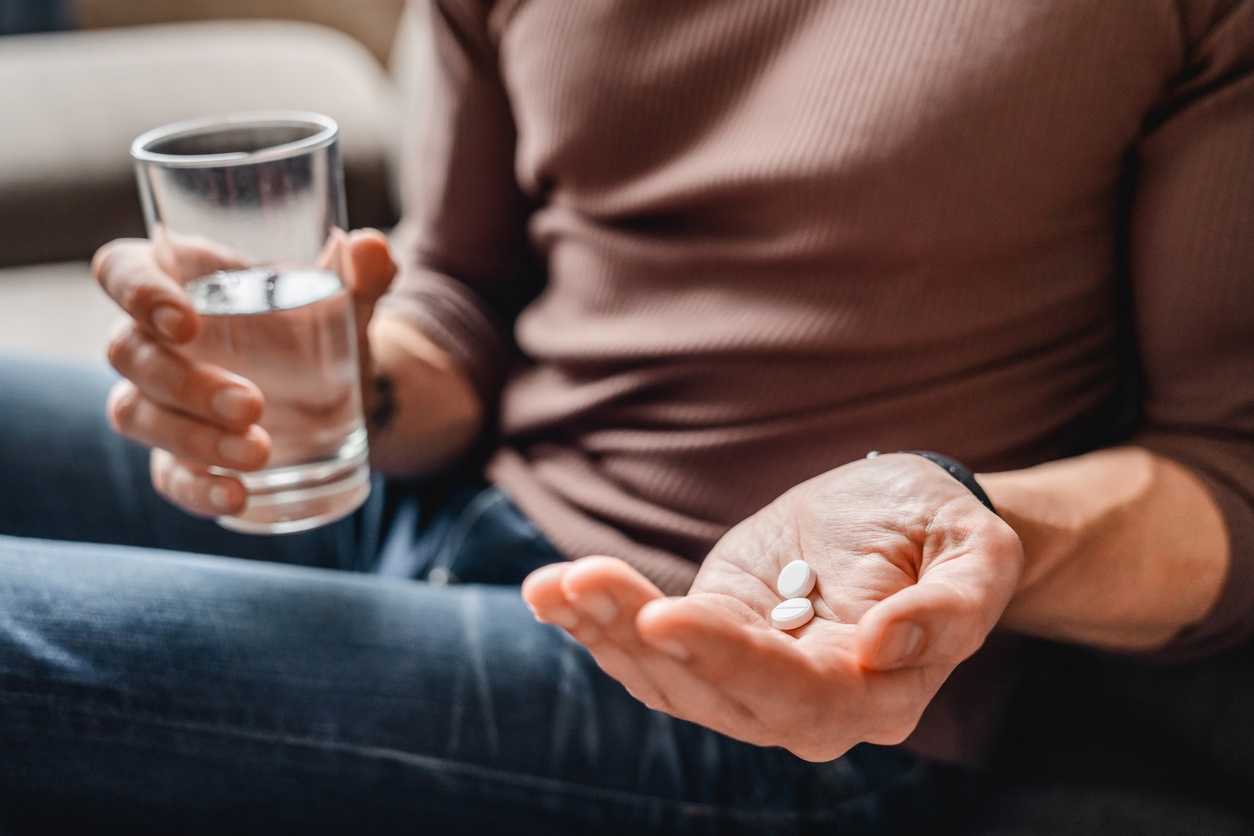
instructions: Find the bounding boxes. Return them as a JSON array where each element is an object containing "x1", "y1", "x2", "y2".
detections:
[{"x1": 865, "y1": 450, "x2": 997, "y2": 515}]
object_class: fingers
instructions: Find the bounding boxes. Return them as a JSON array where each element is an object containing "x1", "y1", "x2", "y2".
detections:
[
  {"x1": 639, "y1": 597, "x2": 925, "y2": 758},
  {"x1": 637, "y1": 597, "x2": 824, "y2": 705},
  {"x1": 346, "y1": 229, "x2": 398, "y2": 306},
  {"x1": 522, "y1": 562, "x2": 579, "y2": 628},
  {"x1": 523, "y1": 559, "x2": 673, "y2": 708},
  {"x1": 559, "y1": 562, "x2": 764, "y2": 733},
  {"x1": 854, "y1": 517, "x2": 1023, "y2": 671},
  {"x1": 94, "y1": 240, "x2": 199, "y2": 344},
  {"x1": 108, "y1": 380, "x2": 270, "y2": 472},
  {"x1": 94, "y1": 231, "x2": 253, "y2": 344},
  {"x1": 151, "y1": 225, "x2": 251, "y2": 284},
  {"x1": 553, "y1": 561, "x2": 779, "y2": 736},
  {"x1": 523, "y1": 559, "x2": 890, "y2": 758},
  {"x1": 561, "y1": 557, "x2": 663, "y2": 640},
  {"x1": 150, "y1": 448, "x2": 246, "y2": 517},
  {"x1": 854, "y1": 582, "x2": 997, "y2": 671},
  {"x1": 637, "y1": 596, "x2": 880, "y2": 757},
  {"x1": 525, "y1": 556, "x2": 664, "y2": 635},
  {"x1": 523, "y1": 558, "x2": 751, "y2": 726},
  {"x1": 107, "y1": 320, "x2": 263, "y2": 429},
  {"x1": 541, "y1": 557, "x2": 667, "y2": 675}
]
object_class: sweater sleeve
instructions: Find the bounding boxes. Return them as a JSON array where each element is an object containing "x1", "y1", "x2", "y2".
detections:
[
  {"x1": 1126, "y1": 0, "x2": 1254, "y2": 658},
  {"x1": 375, "y1": 0, "x2": 544, "y2": 409}
]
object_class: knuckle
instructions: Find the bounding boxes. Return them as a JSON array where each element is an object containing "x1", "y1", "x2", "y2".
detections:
[
  {"x1": 149, "y1": 449, "x2": 170, "y2": 490},
  {"x1": 621, "y1": 680, "x2": 665, "y2": 709},
  {"x1": 130, "y1": 339, "x2": 161, "y2": 377},
  {"x1": 106, "y1": 326, "x2": 136, "y2": 370},
  {"x1": 166, "y1": 465, "x2": 198, "y2": 508},
  {"x1": 169, "y1": 364, "x2": 206, "y2": 411},
  {"x1": 639, "y1": 692, "x2": 674, "y2": 715},
  {"x1": 106, "y1": 382, "x2": 141, "y2": 430},
  {"x1": 125, "y1": 280, "x2": 166, "y2": 318},
  {"x1": 188, "y1": 421, "x2": 229, "y2": 465},
  {"x1": 108, "y1": 324, "x2": 158, "y2": 370},
  {"x1": 91, "y1": 239, "x2": 130, "y2": 284},
  {"x1": 110, "y1": 329, "x2": 170, "y2": 389}
]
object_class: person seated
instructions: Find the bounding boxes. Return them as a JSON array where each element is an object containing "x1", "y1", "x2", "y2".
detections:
[{"x1": 1, "y1": 0, "x2": 1252, "y2": 832}]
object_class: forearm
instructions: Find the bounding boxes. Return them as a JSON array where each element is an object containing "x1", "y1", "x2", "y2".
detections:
[
  {"x1": 363, "y1": 315, "x2": 484, "y2": 477},
  {"x1": 980, "y1": 446, "x2": 1229, "y2": 651}
]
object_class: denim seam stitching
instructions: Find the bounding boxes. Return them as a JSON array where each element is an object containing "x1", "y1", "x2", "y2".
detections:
[{"x1": 431, "y1": 488, "x2": 510, "y2": 576}]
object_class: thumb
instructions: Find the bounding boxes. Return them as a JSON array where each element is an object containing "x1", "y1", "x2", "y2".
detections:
[
  {"x1": 852, "y1": 544, "x2": 1021, "y2": 672},
  {"x1": 344, "y1": 228, "x2": 398, "y2": 306}
]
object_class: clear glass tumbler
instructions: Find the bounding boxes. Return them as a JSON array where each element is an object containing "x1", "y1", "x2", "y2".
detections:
[{"x1": 131, "y1": 112, "x2": 369, "y2": 534}]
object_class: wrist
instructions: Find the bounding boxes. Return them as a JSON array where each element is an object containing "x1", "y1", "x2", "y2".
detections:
[
  {"x1": 365, "y1": 316, "x2": 484, "y2": 476},
  {"x1": 977, "y1": 448, "x2": 1228, "y2": 649},
  {"x1": 973, "y1": 464, "x2": 1074, "y2": 595}
]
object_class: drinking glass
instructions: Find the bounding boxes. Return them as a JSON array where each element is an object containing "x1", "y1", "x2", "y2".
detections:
[{"x1": 131, "y1": 111, "x2": 369, "y2": 534}]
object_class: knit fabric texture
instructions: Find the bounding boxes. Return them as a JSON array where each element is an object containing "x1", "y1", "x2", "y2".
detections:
[{"x1": 378, "y1": 0, "x2": 1254, "y2": 762}]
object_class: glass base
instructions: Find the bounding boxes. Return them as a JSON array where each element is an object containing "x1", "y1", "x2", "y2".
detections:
[{"x1": 213, "y1": 431, "x2": 370, "y2": 535}]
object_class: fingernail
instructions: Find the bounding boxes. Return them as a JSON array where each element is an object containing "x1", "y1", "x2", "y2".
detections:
[
  {"x1": 577, "y1": 592, "x2": 618, "y2": 624},
  {"x1": 657, "y1": 640, "x2": 689, "y2": 661},
  {"x1": 152, "y1": 305, "x2": 183, "y2": 340},
  {"x1": 875, "y1": 622, "x2": 923, "y2": 669},
  {"x1": 208, "y1": 484, "x2": 234, "y2": 511},
  {"x1": 545, "y1": 606, "x2": 579, "y2": 629},
  {"x1": 218, "y1": 434, "x2": 258, "y2": 467},
  {"x1": 211, "y1": 387, "x2": 254, "y2": 424}
]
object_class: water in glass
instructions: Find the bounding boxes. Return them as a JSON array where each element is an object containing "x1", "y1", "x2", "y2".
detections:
[{"x1": 184, "y1": 266, "x2": 369, "y2": 533}]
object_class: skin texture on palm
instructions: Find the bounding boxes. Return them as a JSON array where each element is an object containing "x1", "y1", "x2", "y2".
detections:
[{"x1": 522, "y1": 454, "x2": 1024, "y2": 762}]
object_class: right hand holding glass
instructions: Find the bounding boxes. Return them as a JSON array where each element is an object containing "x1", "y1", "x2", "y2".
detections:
[{"x1": 93, "y1": 229, "x2": 397, "y2": 519}]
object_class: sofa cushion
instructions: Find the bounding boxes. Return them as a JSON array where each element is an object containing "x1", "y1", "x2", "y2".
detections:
[
  {"x1": 0, "y1": 261, "x2": 113, "y2": 364},
  {"x1": 72, "y1": 0, "x2": 407, "y2": 65},
  {"x1": 0, "y1": 20, "x2": 399, "y2": 268}
]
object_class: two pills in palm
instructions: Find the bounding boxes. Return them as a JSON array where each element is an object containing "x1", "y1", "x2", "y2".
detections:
[{"x1": 771, "y1": 559, "x2": 816, "y2": 630}]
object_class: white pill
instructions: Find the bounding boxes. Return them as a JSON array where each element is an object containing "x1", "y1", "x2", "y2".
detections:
[
  {"x1": 776, "y1": 559, "x2": 815, "y2": 599},
  {"x1": 771, "y1": 597, "x2": 815, "y2": 631}
]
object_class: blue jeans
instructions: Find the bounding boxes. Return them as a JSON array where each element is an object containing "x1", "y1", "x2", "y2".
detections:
[{"x1": 0, "y1": 356, "x2": 960, "y2": 834}]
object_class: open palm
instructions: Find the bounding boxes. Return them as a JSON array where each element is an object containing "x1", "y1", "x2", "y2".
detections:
[{"x1": 522, "y1": 454, "x2": 1023, "y2": 762}]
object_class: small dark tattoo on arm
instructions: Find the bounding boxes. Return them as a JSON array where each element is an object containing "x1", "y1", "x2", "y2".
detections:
[{"x1": 370, "y1": 374, "x2": 398, "y2": 432}]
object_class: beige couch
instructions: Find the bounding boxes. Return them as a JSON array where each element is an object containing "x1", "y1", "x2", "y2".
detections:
[
  {"x1": 0, "y1": 1, "x2": 427, "y2": 268},
  {"x1": 73, "y1": 0, "x2": 407, "y2": 64}
]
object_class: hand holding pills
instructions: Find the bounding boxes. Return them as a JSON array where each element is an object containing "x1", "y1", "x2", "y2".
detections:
[{"x1": 523, "y1": 453, "x2": 1023, "y2": 763}]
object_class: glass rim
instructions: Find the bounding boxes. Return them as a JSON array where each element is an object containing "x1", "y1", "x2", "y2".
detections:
[{"x1": 130, "y1": 111, "x2": 339, "y2": 169}]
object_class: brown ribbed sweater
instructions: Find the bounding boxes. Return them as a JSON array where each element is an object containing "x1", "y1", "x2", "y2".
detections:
[{"x1": 379, "y1": 0, "x2": 1254, "y2": 763}]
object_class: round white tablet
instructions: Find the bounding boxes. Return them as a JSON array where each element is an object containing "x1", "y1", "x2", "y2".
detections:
[
  {"x1": 776, "y1": 559, "x2": 815, "y2": 599},
  {"x1": 771, "y1": 597, "x2": 815, "y2": 631}
]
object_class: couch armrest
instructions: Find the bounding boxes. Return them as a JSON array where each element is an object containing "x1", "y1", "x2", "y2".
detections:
[
  {"x1": 72, "y1": 0, "x2": 407, "y2": 65},
  {"x1": 0, "y1": 20, "x2": 400, "y2": 268}
]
